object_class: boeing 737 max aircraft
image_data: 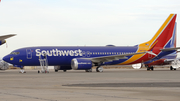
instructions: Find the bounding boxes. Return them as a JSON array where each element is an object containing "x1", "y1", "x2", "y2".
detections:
[{"x1": 3, "y1": 14, "x2": 179, "y2": 73}]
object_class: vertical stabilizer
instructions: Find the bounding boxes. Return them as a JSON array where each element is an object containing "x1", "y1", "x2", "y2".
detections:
[
  {"x1": 140, "y1": 14, "x2": 177, "y2": 54},
  {"x1": 120, "y1": 14, "x2": 177, "y2": 65}
]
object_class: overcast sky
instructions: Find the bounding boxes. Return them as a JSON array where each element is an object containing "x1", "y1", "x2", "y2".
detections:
[{"x1": 0, "y1": 0, "x2": 180, "y2": 57}]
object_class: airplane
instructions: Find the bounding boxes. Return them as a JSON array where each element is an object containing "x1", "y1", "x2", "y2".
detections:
[
  {"x1": 132, "y1": 51, "x2": 180, "y2": 70},
  {"x1": 0, "y1": 34, "x2": 16, "y2": 70},
  {"x1": 132, "y1": 22, "x2": 180, "y2": 71},
  {"x1": 2, "y1": 14, "x2": 179, "y2": 73},
  {"x1": 145, "y1": 52, "x2": 180, "y2": 71}
]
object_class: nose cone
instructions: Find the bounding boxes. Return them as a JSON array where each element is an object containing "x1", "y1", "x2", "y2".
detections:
[{"x1": 3, "y1": 55, "x2": 11, "y2": 63}]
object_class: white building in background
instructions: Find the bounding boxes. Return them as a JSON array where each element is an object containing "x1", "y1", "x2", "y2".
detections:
[{"x1": 24, "y1": 66, "x2": 54, "y2": 70}]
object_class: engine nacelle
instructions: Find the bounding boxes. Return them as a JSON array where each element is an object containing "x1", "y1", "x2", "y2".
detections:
[
  {"x1": 71, "y1": 58, "x2": 92, "y2": 70},
  {"x1": 0, "y1": 40, "x2": 6, "y2": 45},
  {"x1": 0, "y1": 61, "x2": 9, "y2": 70},
  {"x1": 132, "y1": 63, "x2": 142, "y2": 69}
]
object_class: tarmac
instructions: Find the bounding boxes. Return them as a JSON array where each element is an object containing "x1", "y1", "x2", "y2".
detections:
[{"x1": 0, "y1": 68, "x2": 180, "y2": 101}]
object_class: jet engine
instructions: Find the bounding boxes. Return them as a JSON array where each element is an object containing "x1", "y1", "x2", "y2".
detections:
[
  {"x1": 71, "y1": 58, "x2": 92, "y2": 70},
  {"x1": 0, "y1": 61, "x2": 9, "y2": 70},
  {"x1": 132, "y1": 63, "x2": 143, "y2": 69}
]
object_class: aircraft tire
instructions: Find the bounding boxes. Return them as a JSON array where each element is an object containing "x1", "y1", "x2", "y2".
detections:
[
  {"x1": 96, "y1": 67, "x2": 99, "y2": 72},
  {"x1": 170, "y1": 66, "x2": 173, "y2": 70},
  {"x1": 147, "y1": 67, "x2": 150, "y2": 71},
  {"x1": 174, "y1": 68, "x2": 176, "y2": 70},
  {"x1": 63, "y1": 70, "x2": 67, "y2": 72},
  {"x1": 151, "y1": 66, "x2": 154, "y2": 71},
  {"x1": 55, "y1": 70, "x2": 58, "y2": 72}
]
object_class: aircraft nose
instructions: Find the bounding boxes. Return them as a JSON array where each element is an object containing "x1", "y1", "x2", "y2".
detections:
[{"x1": 3, "y1": 55, "x2": 11, "y2": 63}]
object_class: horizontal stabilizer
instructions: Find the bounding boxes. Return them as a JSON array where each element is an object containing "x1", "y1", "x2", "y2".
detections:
[{"x1": 160, "y1": 47, "x2": 180, "y2": 51}]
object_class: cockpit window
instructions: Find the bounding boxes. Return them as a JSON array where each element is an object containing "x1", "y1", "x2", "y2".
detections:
[{"x1": 10, "y1": 52, "x2": 20, "y2": 55}]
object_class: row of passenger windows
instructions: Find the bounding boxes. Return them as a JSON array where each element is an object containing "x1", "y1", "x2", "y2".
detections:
[
  {"x1": 86, "y1": 52, "x2": 135, "y2": 55},
  {"x1": 9, "y1": 51, "x2": 134, "y2": 55}
]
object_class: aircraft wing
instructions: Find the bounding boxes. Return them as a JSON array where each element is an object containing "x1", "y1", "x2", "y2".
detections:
[
  {"x1": 0, "y1": 34, "x2": 16, "y2": 40},
  {"x1": 84, "y1": 51, "x2": 154, "y2": 63},
  {"x1": 160, "y1": 47, "x2": 180, "y2": 51}
]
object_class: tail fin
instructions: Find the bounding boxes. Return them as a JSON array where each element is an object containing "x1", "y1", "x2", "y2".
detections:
[
  {"x1": 119, "y1": 14, "x2": 177, "y2": 65},
  {"x1": 139, "y1": 14, "x2": 177, "y2": 54}
]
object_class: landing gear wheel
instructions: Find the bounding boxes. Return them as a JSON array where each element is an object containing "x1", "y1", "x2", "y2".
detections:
[
  {"x1": 38, "y1": 70, "x2": 40, "y2": 73},
  {"x1": 170, "y1": 66, "x2": 177, "y2": 70},
  {"x1": 150, "y1": 66, "x2": 154, "y2": 71},
  {"x1": 55, "y1": 70, "x2": 58, "y2": 72},
  {"x1": 85, "y1": 69, "x2": 92, "y2": 72},
  {"x1": 96, "y1": 67, "x2": 103, "y2": 72},
  {"x1": 147, "y1": 66, "x2": 153, "y2": 71},
  {"x1": 63, "y1": 70, "x2": 67, "y2": 72},
  {"x1": 147, "y1": 67, "x2": 150, "y2": 71},
  {"x1": 170, "y1": 66, "x2": 173, "y2": 70}
]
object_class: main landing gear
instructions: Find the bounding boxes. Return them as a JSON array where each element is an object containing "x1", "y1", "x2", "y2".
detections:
[
  {"x1": 170, "y1": 66, "x2": 176, "y2": 70},
  {"x1": 85, "y1": 65, "x2": 104, "y2": 72},
  {"x1": 147, "y1": 66, "x2": 154, "y2": 71}
]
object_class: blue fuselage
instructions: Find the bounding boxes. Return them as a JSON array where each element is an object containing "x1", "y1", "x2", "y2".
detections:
[{"x1": 3, "y1": 46, "x2": 139, "y2": 66}]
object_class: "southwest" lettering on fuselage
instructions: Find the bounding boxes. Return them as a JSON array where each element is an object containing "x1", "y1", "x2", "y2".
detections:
[{"x1": 35, "y1": 49, "x2": 83, "y2": 57}]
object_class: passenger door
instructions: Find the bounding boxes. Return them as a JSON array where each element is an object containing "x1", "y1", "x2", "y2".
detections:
[{"x1": 26, "y1": 49, "x2": 32, "y2": 59}]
